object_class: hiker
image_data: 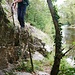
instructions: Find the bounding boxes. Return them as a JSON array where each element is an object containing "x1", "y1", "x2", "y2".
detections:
[{"x1": 13, "y1": 0, "x2": 29, "y2": 28}]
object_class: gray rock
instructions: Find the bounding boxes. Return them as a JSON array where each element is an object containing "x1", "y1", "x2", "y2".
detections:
[
  {"x1": 32, "y1": 51, "x2": 44, "y2": 60},
  {"x1": 15, "y1": 72, "x2": 32, "y2": 75},
  {"x1": 0, "y1": 70, "x2": 5, "y2": 75},
  {"x1": 36, "y1": 71, "x2": 49, "y2": 75}
]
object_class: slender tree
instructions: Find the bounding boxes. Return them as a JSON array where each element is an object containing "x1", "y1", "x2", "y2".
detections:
[
  {"x1": 47, "y1": 0, "x2": 62, "y2": 75},
  {"x1": 47, "y1": 0, "x2": 75, "y2": 75}
]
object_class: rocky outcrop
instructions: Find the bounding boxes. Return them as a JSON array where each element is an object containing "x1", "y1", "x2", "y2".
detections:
[
  {"x1": 0, "y1": 0, "x2": 53, "y2": 70},
  {"x1": 0, "y1": 48, "x2": 8, "y2": 69},
  {"x1": 0, "y1": 1, "x2": 13, "y2": 69}
]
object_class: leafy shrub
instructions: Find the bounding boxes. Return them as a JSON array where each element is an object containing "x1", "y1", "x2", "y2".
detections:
[
  {"x1": 45, "y1": 51, "x2": 54, "y2": 66},
  {"x1": 33, "y1": 60, "x2": 43, "y2": 71},
  {"x1": 60, "y1": 58, "x2": 71, "y2": 70},
  {"x1": 58, "y1": 58, "x2": 75, "y2": 75},
  {"x1": 58, "y1": 68, "x2": 75, "y2": 75},
  {"x1": 15, "y1": 60, "x2": 32, "y2": 72}
]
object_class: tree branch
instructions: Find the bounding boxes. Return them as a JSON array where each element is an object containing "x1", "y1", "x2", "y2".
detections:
[{"x1": 62, "y1": 45, "x2": 75, "y2": 57}]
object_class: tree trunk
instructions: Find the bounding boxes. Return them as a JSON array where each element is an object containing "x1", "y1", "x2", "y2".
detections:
[{"x1": 47, "y1": 0, "x2": 62, "y2": 75}]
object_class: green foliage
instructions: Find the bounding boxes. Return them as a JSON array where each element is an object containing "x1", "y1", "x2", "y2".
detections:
[
  {"x1": 45, "y1": 51, "x2": 54, "y2": 65},
  {"x1": 26, "y1": 0, "x2": 53, "y2": 31},
  {"x1": 15, "y1": 55, "x2": 55, "y2": 73},
  {"x1": 15, "y1": 60, "x2": 32, "y2": 72},
  {"x1": 16, "y1": 59, "x2": 45, "y2": 72},
  {"x1": 53, "y1": 6, "x2": 60, "y2": 21},
  {"x1": 58, "y1": 58, "x2": 74, "y2": 75},
  {"x1": 58, "y1": 68, "x2": 75, "y2": 75},
  {"x1": 33, "y1": 60, "x2": 43, "y2": 71},
  {"x1": 58, "y1": 0, "x2": 75, "y2": 25},
  {"x1": 73, "y1": 42, "x2": 75, "y2": 45},
  {"x1": 44, "y1": 19, "x2": 55, "y2": 38},
  {"x1": 2, "y1": 0, "x2": 6, "y2": 4},
  {"x1": 33, "y1": 51, "x2": 59, "y2": 72},
  {"x1": 53, "y1": 5, "x2": 62, "y2": 49},
  {"x1": 60, "y1": 58, "x2": 71, "y2": 70}
]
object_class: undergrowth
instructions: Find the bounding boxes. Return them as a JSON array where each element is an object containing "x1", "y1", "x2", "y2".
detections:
[
  {"x1": 15, "y1": 51, "x2": 54, "y2": 72},
  {"x1": 58, "y1": 58, "x2": 75, "y2": 75}
]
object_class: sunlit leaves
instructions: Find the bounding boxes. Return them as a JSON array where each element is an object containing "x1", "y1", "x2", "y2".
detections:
[
  {"x1": 73, "y1": 42, "x2": 75, "y2": 45},
  {"x1": 26, "y1": 0, "x2": 52, "y2": 31},
  {"x1": 58, "y1": 0, "x2": 75, "y2": 25}
]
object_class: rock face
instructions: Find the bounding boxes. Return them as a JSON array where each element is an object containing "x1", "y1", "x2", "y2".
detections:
[
  {"x1": 16, "y1": 72, "x2": 32, "y2": 75},
  {"x1": 0, "y1": 0, "x2": 53, "y2": 70},
  {"x1": 0, "y1": 1, "x2": 10, "y2": 69},
  {"x1": 0, "y1": 48, "x2": 8, "y2": 69},
  {"x1": 36, "y1": 71, "x2": 50, "y2": 75},
  {"x1": 0, "y1": 70, "x2": 5, "y2": 75},
  {"x1": 32, "y1": 51, "x2": 44, "y2": 60}
]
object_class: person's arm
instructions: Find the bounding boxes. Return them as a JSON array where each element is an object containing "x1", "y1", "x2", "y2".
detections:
[
  {"x1": 13, "y1": 0, "x2": 22, "y2": 8},
  {"x1": 14, "y1": 0, "x2": 22, "y2": 4}
]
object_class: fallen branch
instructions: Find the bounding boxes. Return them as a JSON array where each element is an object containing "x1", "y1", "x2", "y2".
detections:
[{"x1": 62, "y1": 45, "x2": 75, "y2": 57}]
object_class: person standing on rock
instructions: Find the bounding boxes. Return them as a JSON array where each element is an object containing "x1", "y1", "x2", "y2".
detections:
[{"x1": 13, "y1": 0, "x2": 29, "y2": 28}]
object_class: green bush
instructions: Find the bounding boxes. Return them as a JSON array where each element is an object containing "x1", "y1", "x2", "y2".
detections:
[
  {"x1": 15, "y1": 60, "x2": 32, "y2": 72},
  {"x1": 58, "y1": 68, "x2": 75, "y2": 75},
  {"x1": 58, "y1": 58, "x2": 75, "y2": 75},
  {"x1": 45, "y1": 51, "x2": 54, "y2": 66},
  {"x1": 33, "y1": 60, "x2": 43, "y2": 71},
  {"x1": 60, "y1": 58, "x2": 71, "y2": 70}
]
